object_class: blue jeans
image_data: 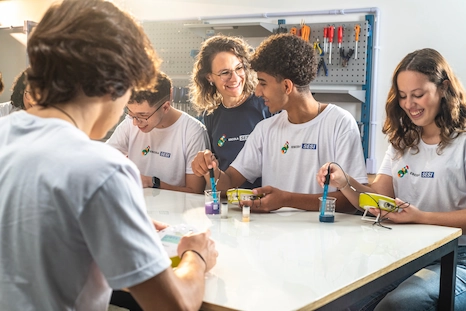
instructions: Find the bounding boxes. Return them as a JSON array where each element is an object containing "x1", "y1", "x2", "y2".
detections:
[{"x1": 347, "y1": 246, "x2": 466, "y2": 311}]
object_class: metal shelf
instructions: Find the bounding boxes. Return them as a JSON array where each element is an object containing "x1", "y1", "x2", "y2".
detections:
[
  {"x1": 310, "y1": 89, "x2": 366, "y2": 103},
  {"x1": 184, "y1": 22, "x2": 275, "y2": 37}
]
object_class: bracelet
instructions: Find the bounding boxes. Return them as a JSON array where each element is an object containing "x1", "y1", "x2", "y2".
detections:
[
  {"x1": 339, "y1": 180, "x2": 350, "y2": 191},
  {"x1": 180, "y1": 250, "x2": 206, "y2": 268}
]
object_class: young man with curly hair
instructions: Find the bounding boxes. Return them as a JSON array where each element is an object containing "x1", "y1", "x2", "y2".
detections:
[
  {"x1": 0, "y1": 1, "x2": 217, "y2": 310},
  {"x1": 192, "y1": 33, "x2": 367, "y2": 213},
  {"x1": 107, "y1": 72, "x2": 209, "y2": 194}
]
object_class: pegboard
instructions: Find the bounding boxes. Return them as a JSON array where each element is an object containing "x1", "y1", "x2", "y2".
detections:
[
  {"x1": 279, "y1": 21, "x2": 369, "y2": 85},
  {"x1": 142, "y1": 20, "x2": 204, "y2": 87}
]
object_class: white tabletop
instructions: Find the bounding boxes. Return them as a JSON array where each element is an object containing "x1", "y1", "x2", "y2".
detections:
[{"x1": 144, "y1": 189, "x2": 461, "y2": 311}]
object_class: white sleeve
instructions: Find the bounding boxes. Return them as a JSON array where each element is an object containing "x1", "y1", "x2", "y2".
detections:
[
  {"x1": 79, "y1": 163, "x2": 171, "y2": 289},
  {"x1": 106, "y1": 119, "x2": 130, "y2": 155},
  {"x1": 230, "y1": 124, "x2": 263, "y2": 184},
  {"x1": 185, "y1": 121, "x2": 210, "y2": 174}
]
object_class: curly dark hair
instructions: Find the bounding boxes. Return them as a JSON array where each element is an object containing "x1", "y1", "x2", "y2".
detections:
[
  {"x1": 10, "y1": 70, "x2": 28, "y2": 109},
  {"x1": 189, "y1": 35, "x2": 257, "y2": 115},
  {"x1": 130, "y1": 72, "x2": 171, "y2": 107},
  {"x1": 26, "y1": 0, "x2": 159, "y2": 107},
  {"x1": 383, "y1": 48, "x2": 466, "y2": 155},
  {"x1": 250, "y1": 33, "x2": 318, "y2": 90}
]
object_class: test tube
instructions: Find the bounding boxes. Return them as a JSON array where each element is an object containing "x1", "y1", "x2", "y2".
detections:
[{"x1": 242, "y1": 205, "x2": 250, "y2": 222}]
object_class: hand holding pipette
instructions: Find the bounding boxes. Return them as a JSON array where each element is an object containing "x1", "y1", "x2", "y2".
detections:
[
  {"x1": 319, "y1": 165, "x2": 332, "y2": 222},
  {"x1": 209, "y1": 168, "x2": 218, "y2": 204}
]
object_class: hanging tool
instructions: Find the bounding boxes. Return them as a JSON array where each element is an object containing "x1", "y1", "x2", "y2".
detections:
[
  {"x1": 300, "y1": 19, "x2": 310, "y2": 42},
  {"x1": 313, "y1": 40, "x2": 324, "y2": 56},
  {"x1": 317, "y1": 58, "x2": 328, "y2": 76},
  {"x1": 354, "y1": 24, "x2": 361, "y2": 60},
  {"x1": 337, "y1": 26, "x2": 343, "y2": 64},
  {"x1": 340, "y1": 48, "x2": 354, "y2": 67},
  {"x1": 328, "y1": 25, "x2": 334, "y2": 65},
  {"x1": 323, "y1": 27, "x2": 328, "y2": 53},
  {"x1": 290, "y1": 27, "x2": 298, "y2": 36}
]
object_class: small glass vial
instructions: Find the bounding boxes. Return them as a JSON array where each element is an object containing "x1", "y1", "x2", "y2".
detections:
[
  {"x1": 221, "y1": 202, "x2": 228, "y2": 219},
  {"x1": 242, "y1": 205, "x2": 250, "y2": 222}
]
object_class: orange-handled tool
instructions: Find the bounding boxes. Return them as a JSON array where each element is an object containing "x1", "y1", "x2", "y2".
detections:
[{"x1": 354, "y1": 24, "x2": 361, "y2": 60}]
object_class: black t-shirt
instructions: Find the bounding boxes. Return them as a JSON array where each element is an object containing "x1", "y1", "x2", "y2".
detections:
[{"x1": 203, "y1": 94, "x2": 271, "y2": 189}]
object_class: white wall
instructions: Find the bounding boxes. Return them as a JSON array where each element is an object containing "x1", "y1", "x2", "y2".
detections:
[
  {"x1": 2, "y1": 0, "x2": 466, "y2": 172},
  {"x1": 0, "y1": 0, "x2": 55, "y2": 103}
]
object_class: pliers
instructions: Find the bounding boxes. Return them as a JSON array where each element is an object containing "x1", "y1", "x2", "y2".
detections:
[{"x1": 317, "y1": 58, "x2": 328, "y2": 76}]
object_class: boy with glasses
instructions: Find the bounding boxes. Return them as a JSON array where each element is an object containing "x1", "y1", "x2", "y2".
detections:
[{"x1": 107, "y1": 72, "x2": 209, "y2": 193}]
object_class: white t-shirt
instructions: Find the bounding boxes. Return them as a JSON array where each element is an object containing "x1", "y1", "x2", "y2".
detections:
[
  {"x1": 107, "y1": 111, "x2": 209, "y2": 187},
  {"x1": 379, "y1": 135, "x2": 466, "y2": 244},
  {"x1": 0, "y1": 111, "x2": 171, "y2": 311},
  {"x1": 0, "y1": 101, "x2": 19, "y2": 117},
  {"x1": 231, "y1": 104, "x2": 368, "y2": 194}
]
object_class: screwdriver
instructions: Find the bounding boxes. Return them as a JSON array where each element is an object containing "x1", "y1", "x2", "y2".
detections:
[
  {"x1": 328, "y1": 25, "x2": 334, "y2": 65},
  {"x1": 337, "y1": 26, "x2": 343, "y2": 64},
  {"x1": 323, "y1": 27, "x2": 328, "y2": 53},
  {"x1": 354, "y1": 24, "x2": 360, "y2": 60}
]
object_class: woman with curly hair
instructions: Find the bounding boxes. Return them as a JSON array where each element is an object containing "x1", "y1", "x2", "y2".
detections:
[
  {"x1": 317, "y1": 48, "x2": 466, "y2": 310},
  {"x1": 189, "y1": 35, "x2": 271, "y2": 189},
  {"x1": 192, "y1": 33, "x2": 367, "y2": 213},
  {"x1": 0, "y1": 69, "x2": 36, "y2": 116}
]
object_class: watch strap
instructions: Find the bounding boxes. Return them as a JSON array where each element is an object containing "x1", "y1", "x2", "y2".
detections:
[{"x1": 152, "y1": 176, "x2": 160, "y2": 188}]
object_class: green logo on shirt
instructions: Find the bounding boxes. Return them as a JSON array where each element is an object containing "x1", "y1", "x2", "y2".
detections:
[
  {"x1": 397, "y1": 165, "x2": 409, "y2": 178},
  {"x1": 218, "y1": 134, "x2": 226, "y2": 147},
  {"x1": 142, "y1": 146, "x2": 150, "y2": 156},
  {"x1": 281, "y1": 141, "x2": 289, "y2": 154}
]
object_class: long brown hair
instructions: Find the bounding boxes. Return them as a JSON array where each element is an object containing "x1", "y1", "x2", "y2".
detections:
[{"x1": 383, "y1": 48, "x2": 466, "y2": 155}]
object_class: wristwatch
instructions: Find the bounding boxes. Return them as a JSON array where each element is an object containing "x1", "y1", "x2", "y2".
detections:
[{"x1": 152, "y1": 176, "x2": 160, "y2": 189}]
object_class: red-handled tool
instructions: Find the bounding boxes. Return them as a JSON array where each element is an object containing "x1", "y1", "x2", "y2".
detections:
[
  {"x1": 337, "y1": 26, "x2": 343, "y2": 64},
  {"x1": 323, "y1": 27, "x2": 328, "y2": 53},
  {"x1": 328, "y1": 25, "x2": 334, "y2": 65},
  {"x1": 354, "y1": 24, "x2": 360, "y2": 60}
]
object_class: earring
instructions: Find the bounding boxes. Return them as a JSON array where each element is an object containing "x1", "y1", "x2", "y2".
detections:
[{"x1": 209, "y1": 81, "x2": 213, "y2": 86}]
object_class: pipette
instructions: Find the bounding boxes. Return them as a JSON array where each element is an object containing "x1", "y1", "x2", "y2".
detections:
[
  {"x1": 319, "y1": 165, "x2": 331, "y2": 222},
  {"x1": 209, "y1": 168, "x2": 218, "y2": 204}
]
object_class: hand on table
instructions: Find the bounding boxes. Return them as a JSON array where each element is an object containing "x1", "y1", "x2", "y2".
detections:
[
  {"x1": 369, "y1": 198, "x2": 421, "y2": 224},
  {"x1": 152, "y1": 219, "x2": 169, "y2": 231},
  {"x1": 239, "y1": 186, "x2": 285, "y2": 213},
  {"x1": 177, "y1": 230, "x2": 218, "y2": 272}
]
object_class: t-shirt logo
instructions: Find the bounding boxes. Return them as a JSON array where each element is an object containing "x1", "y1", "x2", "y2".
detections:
[
  {"x1": 142, "y1": 146, "x2": 150, "y2": 156},
  {"x1": 281, "y1": 141, "x2": 289, "y2": 154},
  {"x1": 218, "y1": 134, "x2": 226, "y2": 147},
  {"x1": 397, "y1": 165, "x2": 409, "y2": 178}
]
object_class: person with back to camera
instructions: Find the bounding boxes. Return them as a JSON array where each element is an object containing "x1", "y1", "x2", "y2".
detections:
[
  {"x1": 317, "y1": 48, "x2": 466, "y2": 310},
  {"x1": 192, "y1": 33, "x2": 368, "y2": 213},
  {"x1": 107, "y1": 71, "x2": 209, "y2": 194},
  {"x1": 189, "y1": 35, "x2": 271, "y2": 189},
  {"x1": 0, "y1": 1, "x2": 218, "y2": 310},
  {"x1": 0, "y1": 69, "x2": 37, "y2": 117},
  {"x1": 0, "y1": 71, "x2": 3, "y2": 94}
]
